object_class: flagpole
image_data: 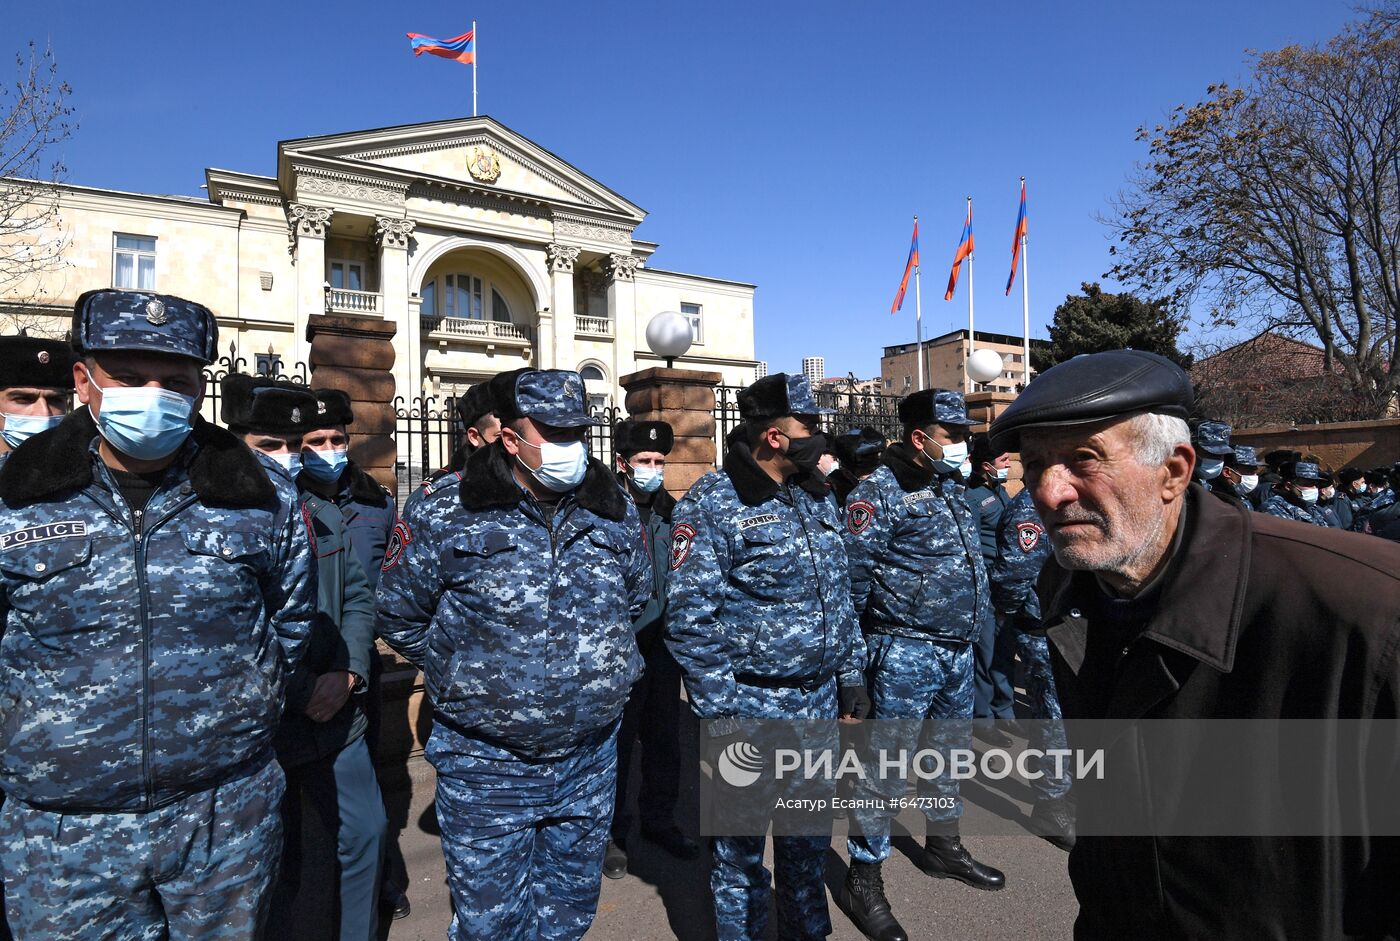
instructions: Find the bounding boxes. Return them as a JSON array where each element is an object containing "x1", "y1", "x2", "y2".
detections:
[
  {"x1": 472, "y1": 20, "x2": 478, "y2": 116},
  {"x1": 966, "y1": 196, "x2": 975, "y2": 393},
  {"x1": 913, "y1": 214, "x2": 924, "y2": 392},
  {"x1": 1020, "y1": 178, "x2": 1031, "y2": 389}
]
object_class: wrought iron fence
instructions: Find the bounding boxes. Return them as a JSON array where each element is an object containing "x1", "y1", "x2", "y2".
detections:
[{"x1": 712, "y1": 385, "x2": 905, "y2": 457}]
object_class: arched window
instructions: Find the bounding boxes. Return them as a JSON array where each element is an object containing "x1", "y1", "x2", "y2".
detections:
[
  {"x1": 579, "y1": 364, "x2": 606, "y2": 381},
  {"x1": 420, "y1": 272, "x2": 513, "y2": 322}
]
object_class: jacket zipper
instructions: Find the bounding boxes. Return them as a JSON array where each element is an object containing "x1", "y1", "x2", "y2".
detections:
[
  {"x1": 943, "y1": 485, "x2": 984, "y2": 632},
  {"x1": 791, "y1": 485, "x2": 831, "y2": 679}
]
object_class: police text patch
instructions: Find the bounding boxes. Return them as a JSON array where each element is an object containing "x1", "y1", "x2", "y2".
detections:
[
  {"x1": 0, "y1": 522, "x2": 86, "y2": 551},
  {"x1": 738, "y1": 513, "x2": 780, "y2": 531},
  {"x1": 901, "y1": 490, "x2": 937, "y2": 506}
]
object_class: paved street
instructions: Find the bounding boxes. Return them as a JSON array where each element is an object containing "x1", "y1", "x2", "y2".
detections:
[{"x1": 272, "y1": 708, "x2": 1078, "y2": 941}]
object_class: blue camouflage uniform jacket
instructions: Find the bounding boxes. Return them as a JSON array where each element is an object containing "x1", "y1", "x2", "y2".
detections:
[
  {"x1": 0, "y1": 411, "x2": 316, "y2": 812},
  {"x1": 665, "y1": 439, "x2": 864, "y2": 720},
  {"x1": 275, "y1": 491, "x2": 377, "y2": 768},
  {"x1": 987, "y1": 488, "x2": 1051, "y2": 626},
  {"x1": 842, "y1": 442, "x2": 992, "y2": 645},
  {"x1": 376, "y1": 443, "x2": 651, "y2": 758},
  {"x1": 1261, "y1": 493, "x2": 1332, "y2": 526}
]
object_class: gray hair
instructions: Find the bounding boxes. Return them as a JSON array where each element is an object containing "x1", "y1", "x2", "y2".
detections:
[{"x1": 1125, "y1": 412, "x2": 1191, "y2": 466}]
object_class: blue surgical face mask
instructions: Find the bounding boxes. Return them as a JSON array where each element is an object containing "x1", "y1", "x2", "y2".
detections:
[
  {"x1": 1, "y1": 412, "x2": 63, "y2": 448},
  {"x1": 1197, "y1": 458, "x2": 1225, "y2": 480},
  {"x1": 1297, "y1": 486, "x2": 1319, "y2": 505},
  {"x1": 267, "y1": 452, "x2": 302, "y2": 478},
  {"x1": 629, "y1": 464, "x2": 664, "y2": 493},
  {"x1": 301, "y1": 446, "x2": 349, "y2": 484},
  {"x1": 1237, "y1": 474, "x2": 1259, "y2": 495},
  {"x1": 992, "y1": 466, "x2": 1009, "y2": 482},
  {"x1": 923, "y1": 438, "x2": 968, "y2": 474},
  {"x1": 86, "y1": 369, "x2": 195, "y2": 461},
  {"x1": 1355, "y1": 482, "x2": 1369, "y2": 494},
  {"x1": 517, "y1": 437, "x2": 589, "y2": 492}
]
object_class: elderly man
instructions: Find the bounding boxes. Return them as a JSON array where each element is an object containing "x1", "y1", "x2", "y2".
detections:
[{"x1": 988, "y1": 349, "x2": 1400, "y2": 939}]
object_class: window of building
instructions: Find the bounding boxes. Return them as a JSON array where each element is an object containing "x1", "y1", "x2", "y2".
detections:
[
  {"x1": 903, "y1": 376, "x2": 912, "y2": 389},
  {"x1": 113, "y1": 234, "x2": 156, "y2": 290},
  {"x1": 255, "y1": 353, "x2": 282, "y2": 377},
  {"x1": 421, "y1": 272, "x2": 512, "y2": 322},
  {"x1": 579, "y1": 364, "x2": 606, "y2": 381},
  {"x1": 329, "y1": 260, "x2": 364, "y2": 291},
  {"x1": 681, "y1": 302, "x2": 703, "y2": 344}
]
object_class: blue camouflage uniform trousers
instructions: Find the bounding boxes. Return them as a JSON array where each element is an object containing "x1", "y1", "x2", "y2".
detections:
[
  {"x1": 847, "y1": 634, "x2": 976, "y2": 865},
  {"x1": 712, "y1": 678, "x2": 838, "y2": 941},
  {"x1": 1016, "y1": 633, "x2": 1071, "y2": 800},
  {"x1": 0, "y1": 758, "x2": 284, "y2": 940},
  {"x1": 430, "y1": 721, "x2": 620, "y2": 941}
]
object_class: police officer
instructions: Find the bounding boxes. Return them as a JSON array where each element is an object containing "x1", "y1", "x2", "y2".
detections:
[
  {"x1": 0, "y1": 335, "x2": 76, "y2": 455},
  {"x1": 828, "y1": 427, "x2": 886, "y2": 507},
  {"x1": 1315, "y1": 472, "x2": 1346, "y2": 529},
  {"x1": 666, "y1": 373, "x2": 868, "y2": 941},
  {"x1": 604, "y1": 419, "x2": 699, "y2": 880},
  {"x1": 1212, "y1": 445, "x2": 1262, "y2": 510},
  {"x1": 1337, "y1": 468, "x2": 1368, "y2": 513},
  {"x1": 401, "y1": 372, "x2": 514, "y2": 523},
  {"x1": 222, "y1": 376, "x2": 386, "y2": 941},
  {"x1": 377, "y1": 369, "x2": 651, "y2": 941},
  {"x1": 0, "y1": 290, "x2": 316, "y2": 939},
  {"x1": 837, "y1": 388, "x2": 1003, "y2": 941},
  {"x1": 964, "y1": 433, "x2": 1017, "y2": 742},
  {"x1": 1261, "y1": 460, "x2": 1333, "y2": 525},
  {"x1": 1190, "y1": 420, "x2": 1233, "y2": 492},
  {"x1": 987, "y1": 487, "x2": 1074, "y2": 849},
  {"x1": 298, "y1": 387, "x2": 411, "y2": 921}
]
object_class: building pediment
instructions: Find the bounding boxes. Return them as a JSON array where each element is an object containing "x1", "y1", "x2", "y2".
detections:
[{"x1": 276, "y1": 116, "x2": 645, "y2": 226}]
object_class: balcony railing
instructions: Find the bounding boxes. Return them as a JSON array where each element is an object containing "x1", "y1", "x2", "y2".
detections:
[
  {"x1": 420, "y1": 316, "x2": 532, "y2": 343},
  {"x1": 326, "y1": 287, "x2": 381, "y2": 314},
  {"x1": 575, "y1": 315, "x2": 614, "y2": 337}
]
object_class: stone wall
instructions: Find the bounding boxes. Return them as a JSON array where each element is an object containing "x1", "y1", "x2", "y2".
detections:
[{"x1": 1232, "y1": 419, "x2": 1400, "y2": 471}]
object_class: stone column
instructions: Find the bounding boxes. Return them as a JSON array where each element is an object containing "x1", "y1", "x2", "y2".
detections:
[
  {"x1": 621, "y1": 367, "x2": 722, "y2": 498},
  {"x1": 375, "y1": 216, "x2": 416, "y2": 432},
  {"x1": 964, "y1": 390, "x2": 1017, "y2": 430},
  {"x1": 546, "y1": 243, "x2": 580, "y2": 371},
  {"x1": 604, "y1": 253, "x2": 639, "y2": 401},
  {"x1": 307, "y1": 313, "x2": 398, "y2": 491},
  {"x1": 287, "y1": 203, "x2": 332, "y2": 369}
]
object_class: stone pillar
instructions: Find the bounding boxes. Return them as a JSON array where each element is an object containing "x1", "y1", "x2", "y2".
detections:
[
  {"x1": 307, "y1": 313, "x2": 398, "y2": 491},
  {"x1": 287, "y1": 203, "x2": 332, "y2": 368},
  {"x1": 546, "y1": 243, "x2": 580, "y2": 371},
  {"x1": 621, "y1": 367, "x2": 722, "y2": 498},
  {"x1": 604, "y1": 253, "x2": 639, "y2": 399},
  {"x1": 375, "y1": 216, "x2": 416, "y2": 443},
  {"x1": 964, "y1": 390, "x2": 1018, "y2": 430}
]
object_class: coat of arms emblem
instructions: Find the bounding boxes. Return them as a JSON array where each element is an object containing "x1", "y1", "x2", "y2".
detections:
[{"x1": 468, "y1": 147, "x2": 501, "y2": 183}]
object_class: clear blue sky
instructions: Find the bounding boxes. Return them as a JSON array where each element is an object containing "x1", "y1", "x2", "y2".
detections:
[{"x1": 10, "y1": 0, "x2": 1356, "y2": 378}]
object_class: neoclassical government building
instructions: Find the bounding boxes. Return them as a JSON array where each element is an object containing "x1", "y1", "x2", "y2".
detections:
[{"x1": 4, "y1": 115, "x2": 758, "y2": 422}]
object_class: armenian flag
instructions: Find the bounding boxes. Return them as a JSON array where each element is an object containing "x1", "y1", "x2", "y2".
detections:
[
  {"x1": 891, "y1": 220, "x2": 920, "y2": 314},
  {"x1": 944, "y1": 204, "x2": 975, "y2": 302},
  {"x1": 1005, "y1": 180, "x2": 1028, "y2": 295},
  {"x1": 407, "y1": 29, "x2": 476, "y2": 64}
]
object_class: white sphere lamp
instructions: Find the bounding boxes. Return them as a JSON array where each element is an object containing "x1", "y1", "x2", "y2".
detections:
[
  {"x1": 967, "y1": 348, "x2": 1005, "y2": 385},
  {"x1": 646, "y1": 311, "x2": 693, "y2": 368}
]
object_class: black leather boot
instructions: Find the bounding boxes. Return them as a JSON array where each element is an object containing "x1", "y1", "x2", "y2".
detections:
[
  {"x1": 1029, "y1": 795, "x2": 1077, "y2": 852},
  {"x1": 836, "y1": 861, "x2": 908, "y2": 941},
  {"x1": 919, "y1": 835, "x2": 1006, "y2": 890},
  {"x1": 603, "y1": 839, "x2": 628, "y2": 879}
]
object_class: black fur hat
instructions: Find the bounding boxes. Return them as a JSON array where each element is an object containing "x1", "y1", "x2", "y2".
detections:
[
  {"x1": 1264, "y1": 449, "x2": 1301, "y2": 469},
  {"x1": 616, "y1": 420, "x2": 674, "y2": 457},
  {"x1": 308, "y1": 389, "x2": 353, "y2": 429},
  {"x1": 0, "y1": 335, "x2": 77, "y2": 390},
  {"x1": 833, "y1": 428, "x2": 886, "y2": 466},
  {"x1": 221, "y1": 374, "x2": 318, "y2": 435},
  {"x1": 455, "y1": 381, "x2": 498, "y2": 430}
]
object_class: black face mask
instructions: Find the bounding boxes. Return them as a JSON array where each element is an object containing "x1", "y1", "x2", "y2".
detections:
[{"x1": 780, "y1": 432, "x2": 827, "y2": 473}]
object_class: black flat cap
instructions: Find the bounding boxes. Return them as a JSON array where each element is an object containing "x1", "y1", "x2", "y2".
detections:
[
  {"x1": 988, "y1": 350, "x2": 1192, "y2": 452},
  {"x1": 0, "y1": 336, "x2": 77, "y2": 390},
  {"x1": 455, "y1": 381, "x2": 498, "y2": 430},
  {"x1": 221, "y1": 374, "x2": 318, "y2": 436},
  {"x1": 308, "y1": 389, "x2": 353, "y2": 429},
  {"x1": 616, "y1": 420, "x2": 673, "y2": 456}
]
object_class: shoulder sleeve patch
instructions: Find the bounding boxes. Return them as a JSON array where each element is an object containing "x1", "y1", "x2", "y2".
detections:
[
  {"x1": 670, "y1": 522, "x2": 697, "y2": 571},
  {"x1": 1016, "y1": 520, "x2": 1044, "y2": 553},
  {"x1": 381, "y1": 519, "x2": 413, "y2": 572},
  {"x1": 847, "y1": 500, "x2": 876, "y2": 535}
]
